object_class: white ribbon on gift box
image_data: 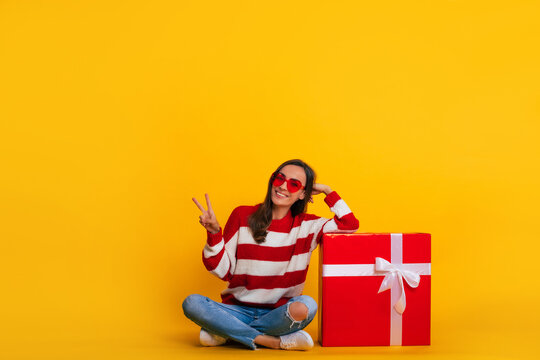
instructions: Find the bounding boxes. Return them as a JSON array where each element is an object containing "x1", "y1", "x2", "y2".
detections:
[
  {"x1": 375, "y1": 257, "x2": 421, "y2": 315},
  {"x1": 322, "y1": 233, "x2": 431, "y2": 345}
]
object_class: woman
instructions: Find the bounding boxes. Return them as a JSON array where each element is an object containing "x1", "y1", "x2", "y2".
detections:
[{"x1": 183, "y1": 159, "x2": 359, "y2": 350}]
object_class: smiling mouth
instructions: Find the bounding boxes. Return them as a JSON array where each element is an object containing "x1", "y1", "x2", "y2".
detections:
[{"x1": 275, "y1": 189, "x2": 288, "y2": 198}]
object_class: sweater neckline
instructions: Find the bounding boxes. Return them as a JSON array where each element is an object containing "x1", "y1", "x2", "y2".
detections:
[{"x1": 268, "y1": 208, "x2": 293, "y2": 232}]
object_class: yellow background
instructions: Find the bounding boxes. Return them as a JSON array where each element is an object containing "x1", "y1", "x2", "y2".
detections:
[{"x1": 1, "y1": 1, "x2": 539, "y2": 359}]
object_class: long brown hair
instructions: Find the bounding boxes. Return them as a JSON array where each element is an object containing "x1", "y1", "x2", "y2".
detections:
[{"x1": 248, "y1": 159, "x2": 316, "y2": 243}]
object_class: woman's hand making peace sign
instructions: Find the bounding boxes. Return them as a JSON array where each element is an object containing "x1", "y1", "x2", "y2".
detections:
[{"x1": 192, "y1": 193, "x2": 221, "y2": 234}]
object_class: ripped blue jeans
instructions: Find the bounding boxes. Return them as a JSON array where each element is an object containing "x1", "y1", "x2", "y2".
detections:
[{"x1": 182, "y1": 294, "x2": 318, "y2": 350}]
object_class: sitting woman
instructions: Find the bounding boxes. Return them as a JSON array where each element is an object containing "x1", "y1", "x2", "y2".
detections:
[{"x1": 183, "y1": 159, "x2": 359, "y2": 350}]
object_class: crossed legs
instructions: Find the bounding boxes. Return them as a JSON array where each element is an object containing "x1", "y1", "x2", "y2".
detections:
[{"x1": 182, "y1": 294, "x2": 317, "y2": 350}]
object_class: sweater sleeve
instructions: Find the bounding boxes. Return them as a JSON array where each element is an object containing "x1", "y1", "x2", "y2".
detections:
[
  {"x1": 201, "y1": 207, "x2": 241, "y2": 281},
  {"x1": 314, "y1": 191, "x2": 359, "y2": 244}
]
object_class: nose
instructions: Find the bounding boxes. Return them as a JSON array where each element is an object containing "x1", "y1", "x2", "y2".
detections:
[{"x1": 277, "y1": 181, "x2": 288, "y2": 193}]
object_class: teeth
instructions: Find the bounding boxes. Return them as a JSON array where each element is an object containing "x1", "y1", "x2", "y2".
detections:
[{"x1": 276, "y1": 191, "x2": 287, "y2": 198}]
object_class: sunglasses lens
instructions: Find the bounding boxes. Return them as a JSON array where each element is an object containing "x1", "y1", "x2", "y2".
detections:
[
  {"x1": 272, "y1": 173, "x2": 285, "y2": 187},
  {"x1": 288, "y1": 180, "x2": 302, "y2": 193}
]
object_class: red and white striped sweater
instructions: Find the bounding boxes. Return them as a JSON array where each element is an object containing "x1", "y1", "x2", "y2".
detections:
[{"x1": 202, "y1": 191, "x2": 359, "y2": 308}]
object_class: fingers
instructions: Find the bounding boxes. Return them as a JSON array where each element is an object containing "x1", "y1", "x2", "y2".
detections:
[
  {"x1": 192, "y1": 197, "x2": 206, "y2": 212},
  {"x1": 198, "y1": 216, "x2": 213, "y2": 229},
  {"x1": 205, "y1": 193, "x2": 213, "y2": 212},
  {"x1": 193, "y1": 194, "x2": 214, "y2": 213},
  {"x1": 194, "y1": 194, "x2": 219, "y2": 233}
]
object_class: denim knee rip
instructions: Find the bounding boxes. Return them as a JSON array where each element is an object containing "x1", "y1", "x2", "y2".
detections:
[{"x1": 285, "y1": 302, "x2": 305, "y2": 329}]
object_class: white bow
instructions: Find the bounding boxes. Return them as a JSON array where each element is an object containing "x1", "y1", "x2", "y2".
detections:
[{"x1": 375, "y1": 257, "x2": 421, "y2": 314}]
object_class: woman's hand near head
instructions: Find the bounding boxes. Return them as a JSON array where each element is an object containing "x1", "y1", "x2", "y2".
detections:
[
  {"x1": 192, "y1": 193, "x2": 221, "y2": 234},
  {"x1": 309, "y1": 183, "x2": 333, "y2": 203}
]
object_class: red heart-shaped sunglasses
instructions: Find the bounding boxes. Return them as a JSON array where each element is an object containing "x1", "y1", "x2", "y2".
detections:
[{"x1": 271, "y1": 172, "x2": 304, "y2": 193}]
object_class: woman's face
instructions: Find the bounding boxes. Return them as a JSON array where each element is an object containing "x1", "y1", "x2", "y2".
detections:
[{"x1": 270, "y1": 164, "x2": 307, "y2": 208}]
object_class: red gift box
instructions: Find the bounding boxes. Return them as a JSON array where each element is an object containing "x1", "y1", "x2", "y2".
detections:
[{"x1": 318, "y1": 233, "x2": 431, "y2": 346}]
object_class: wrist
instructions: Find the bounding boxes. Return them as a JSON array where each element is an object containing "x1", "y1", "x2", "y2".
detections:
[
  {"x1": 324, "y1": 187, "x2": 333, "y2": 195},
  {"x1": 208, "y1": 226, "x2": 220, "y2": 234}
]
